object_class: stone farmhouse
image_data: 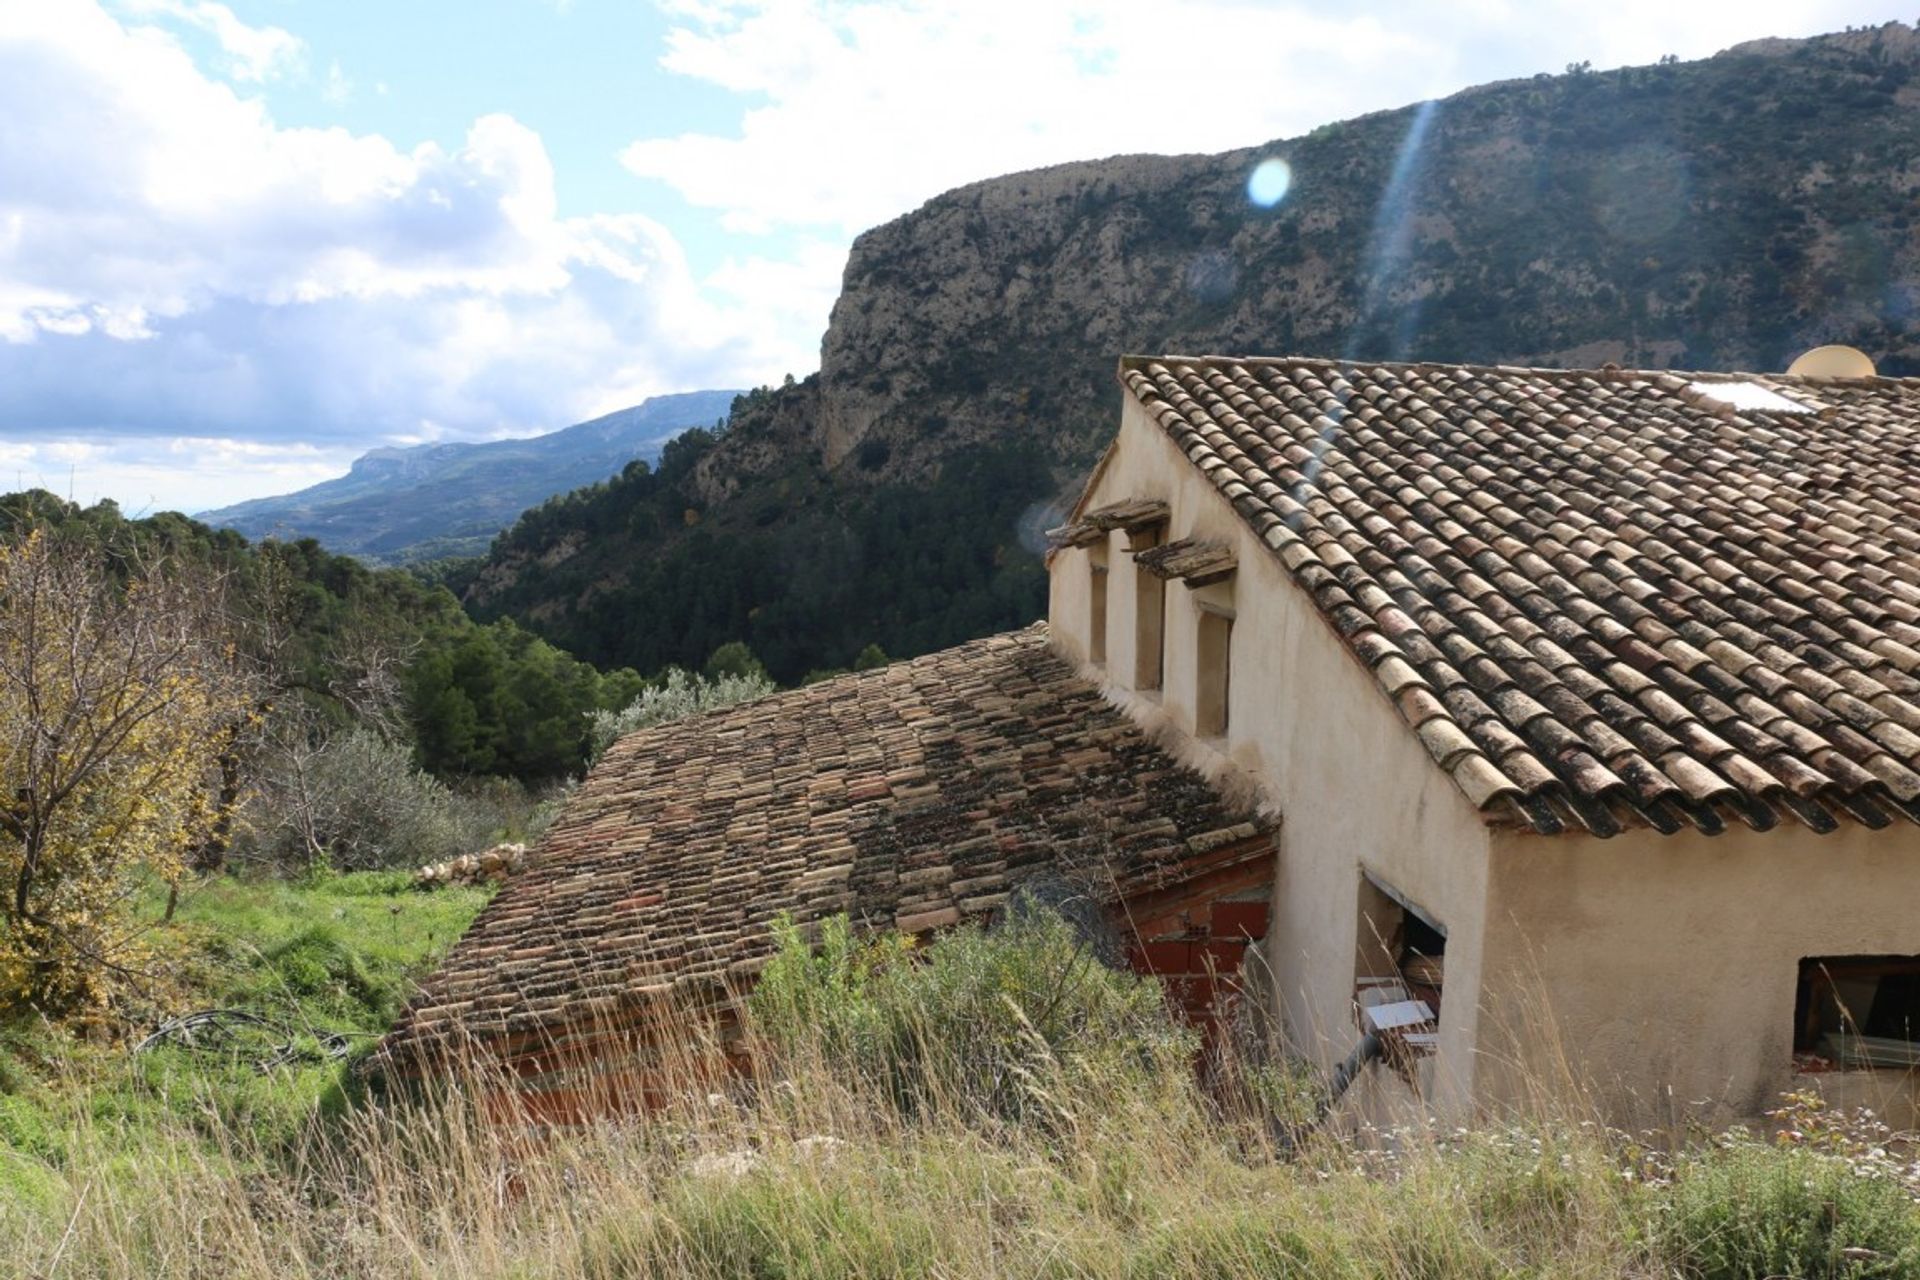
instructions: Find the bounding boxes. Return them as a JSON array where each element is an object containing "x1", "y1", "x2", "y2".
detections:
[{"x1": 380, "y1": 352, "x2": 1920, "y2": 1128}]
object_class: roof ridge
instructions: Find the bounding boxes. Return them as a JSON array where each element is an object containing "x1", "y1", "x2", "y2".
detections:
[{"x1": 1114, "y1": 352, "x2": 1920, "y2": 390}]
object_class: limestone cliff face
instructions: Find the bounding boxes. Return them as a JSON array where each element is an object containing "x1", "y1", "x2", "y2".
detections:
[
  {"x1": 480, "y1": 22, "x2": 1920, "y2": 681},
  {"x1": 729, "y1": 25, "x2": 1920, "y2": 498},
  {"x1": 689, "y1": 19, "x2": 1920, "y2": 505}
]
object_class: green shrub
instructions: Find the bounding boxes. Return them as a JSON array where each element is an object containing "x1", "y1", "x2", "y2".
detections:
[
  {"x1": 243, "y1": 729, "x2": 504, "y2": 871},
  {"x1": 746, "y1": 907, "x2": 1194, "y2": 1128},
  {"x1": 1659, "y1": 1138, "x2": 1920, "y2": 1280},
  {"x1": 261, "y1": 927, "x2": 387, "y2": 1012},
  {"x1": 586, "y1": 667, "x2": 773, "y2": 762},
  {"x1": 0, "y1": 1091, "x2": 65, "y2": 1165}
]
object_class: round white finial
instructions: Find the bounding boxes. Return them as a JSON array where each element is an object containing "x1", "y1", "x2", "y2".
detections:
[{"x1": 1786, "y1": 345, "x2": 1877, "y2": 379}]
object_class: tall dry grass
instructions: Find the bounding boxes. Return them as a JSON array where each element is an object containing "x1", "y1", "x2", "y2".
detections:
[{"x1": 6, "y1": 911, "x2": 1919, "y2": 1279}]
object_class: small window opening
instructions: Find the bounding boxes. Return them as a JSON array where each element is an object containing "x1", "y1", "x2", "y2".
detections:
[
  {"x1": 1355, "y1": 872, "x2": 1446, "y2": 1041},
  {"x1": 1131, "y1": 528, "x2": 1165, "y2": 691},
  {"x1": 1795, "y1": 956, "x2": 1920, "y2": 1070},
  {"x1": 1195, "y1": 608, "x2": 1232, "y2": 737},
  {"x1": 1088, "y1": 550, "x2": 1109, "y2": 666}
]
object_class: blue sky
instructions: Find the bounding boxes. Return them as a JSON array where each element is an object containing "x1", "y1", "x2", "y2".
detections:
[
  {"x1": 249, "y1": 3, "x2": 743, "y2": 259},
  {"x1": 1, "y1": 0, "x2": 1913, "y2": 514}
]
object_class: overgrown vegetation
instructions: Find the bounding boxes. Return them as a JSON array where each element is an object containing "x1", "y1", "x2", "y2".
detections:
[
  {"x1": 0, "y1": 871, "x2": 489, "y2": 1170},
  {"x1": 587, "y1": 667, "x2": 775, "y2": 763},
  {"x1": 750, "y1": 910, "x2": 1195, "y2": 1128},
  {"x1": 0, "y1": 496, "x2": 778, "y2": 1023},
  {"x1": 3, "y1": 904, "x2": 1918, "y2": 1277}
]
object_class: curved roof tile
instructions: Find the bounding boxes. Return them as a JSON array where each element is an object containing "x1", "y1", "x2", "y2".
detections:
[
  {"x1": 376, "y1": 626, "x2": 1270, "y2": 1067},
  {"x1": 1121, "y1": 354, "x2": 1920, "y2": 836}
]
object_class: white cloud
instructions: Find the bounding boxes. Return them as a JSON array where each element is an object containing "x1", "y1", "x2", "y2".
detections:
[
  {"x1": 321, "y1": 58, "x2": 353, "y2": 105},
  {"x1": 0, "y1": 434, "x2": 357, "y2": 515},
  {"x1": 0, "y1": 0, "x2": 802, "y2": 513},
  {"x1": 118, "y1": 0, "x2": 304, "y2": 82},
  {"x1": 624, "y1": 0, "x2": 1905, "y2": 238}
]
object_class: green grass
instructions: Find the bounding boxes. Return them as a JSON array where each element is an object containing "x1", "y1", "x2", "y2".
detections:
[
  {"x1": 4, "y1": 898, "x2": 1920, "y2": 1279},
  {"x1": 161, "y1": 870, "x2": 492, "y2": 1032},
  {"x1": 0, "y1": 870, "x2": 491, "y2": 1167}
]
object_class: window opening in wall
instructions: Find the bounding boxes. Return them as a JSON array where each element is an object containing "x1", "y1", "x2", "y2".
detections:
[
  {"x1": 1131, "y1": 526, "x2": 1166, "y2": 691},
  {"x1": 1354, "y1": 872, "x2": 1445, "y2": 1066},
  {"x1": 1195, "y1": 607, "x2": 1232, "y2": 738},
  {"x1": 1089, "y1": 551, "x2": 1109, "y2": 667},
  {"x1": 1795, "y1": 956, "x2": 1920, "y2": 1070}
]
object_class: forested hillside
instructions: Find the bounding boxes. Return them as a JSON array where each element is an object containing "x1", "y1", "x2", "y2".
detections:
[
  {"x1": 199, "y1": 389, "x2": 740, "y2": 565},
  {"x1": 468, "y1": 23, "x2": 1920, "y2": 683},
  {"x1": 0, "y1": 490, "x2": 644, "y2": 790}
]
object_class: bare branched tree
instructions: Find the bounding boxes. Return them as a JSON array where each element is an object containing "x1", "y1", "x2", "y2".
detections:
[{"x1": 0, "y1": 530, "x2": 250, "y2": 1010}]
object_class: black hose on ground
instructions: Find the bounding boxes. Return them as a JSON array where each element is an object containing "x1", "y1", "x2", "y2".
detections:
[
  {"x1": 1268, "y1": 1029, "x2": 1385, "y2": 1155},
  {"x1": 1323, "y1": 1029, "x2": 1384, "y2": 1117}
]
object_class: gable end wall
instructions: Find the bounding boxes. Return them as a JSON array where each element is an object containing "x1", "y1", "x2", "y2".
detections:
[{"x1": 1049, "y1": 393, "x2": 1499, "y2": 1109}]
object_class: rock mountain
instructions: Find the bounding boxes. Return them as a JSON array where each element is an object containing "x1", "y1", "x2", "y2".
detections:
[
  {"x1": 469, "y1": 24, "x2": 1920, "y2": 682},
  {"x1": 201, "y1": 389, "x2": 740, "y2": 564}
]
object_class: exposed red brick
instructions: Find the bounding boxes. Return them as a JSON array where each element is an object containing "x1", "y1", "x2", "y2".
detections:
[
  {"x1": 1136, "y1": 940, "x2": 1193, "y2": 973},
  {"x1": 1164, "y1": 974, "x2": 1219, "y2": 1013},
  {"x1": 1210, "y1": 900, "x2": 1270, "y2": 940},
  {"x1": 1190, "y1": 939, "x2": 1250, "y2": 973}
]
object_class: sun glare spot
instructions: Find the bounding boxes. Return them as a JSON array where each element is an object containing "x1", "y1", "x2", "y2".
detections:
[{"x1": 1247, "y1": 157, "x2": 1292, "y2": 208}]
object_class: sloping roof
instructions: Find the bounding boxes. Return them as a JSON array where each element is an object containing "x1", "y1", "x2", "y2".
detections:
[
  {"x1": 1120, "y1": 354, "x2": 1920, "y2": 838},
  {"x1": 378, "y1": 626, "x2": 1268, "y2": 1066}
]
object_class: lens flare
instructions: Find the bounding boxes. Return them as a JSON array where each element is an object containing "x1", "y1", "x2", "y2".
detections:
[{"x1": 1246, "y1": 157, "x2": 1292, "y2": 208}]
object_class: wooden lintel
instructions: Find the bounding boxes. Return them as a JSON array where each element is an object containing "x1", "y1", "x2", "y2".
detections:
[
  {"x1": 1135, "y1": 536, "x2": 1236, "y2": 585},
  {"x1": 1043, "y1": 519, "x2": 1105, "y2": 549},
  {"x1": 1047, "y1": 497, "x2": 1170, "y2": 548},
  {"x1": 1089, "y1": 497, "x2": 1171, "y2": 532}
]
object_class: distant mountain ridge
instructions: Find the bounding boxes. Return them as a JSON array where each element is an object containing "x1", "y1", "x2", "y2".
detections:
[{"x1": 200, "y1": 390, "x2": 741, "y2": 563}]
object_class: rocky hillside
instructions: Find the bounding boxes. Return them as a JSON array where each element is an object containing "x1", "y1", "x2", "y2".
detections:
[
  {"x1": 201, "y1": 389, "x2": 739, "y2": 564},
  {"x1": 470, "y1": 23, "x2": 1920, "y2": 682}
]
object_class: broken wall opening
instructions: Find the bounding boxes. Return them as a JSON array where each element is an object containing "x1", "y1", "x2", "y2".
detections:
[
  {"x1": 1353, "y1": 870, "x2": 1445, "y2": 1072},
  {"x1": 1115, "y1": 845, "x2": 1274, "y2": 1067}
]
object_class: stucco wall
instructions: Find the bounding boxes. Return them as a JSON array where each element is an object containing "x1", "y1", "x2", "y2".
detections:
[
  {"x1": 1048, "y1": 395, "x2": 1498, "y2": 1110},
  {"x1": 1482, "y1": 822, "x2": 1920, "y2": 1128},
  {"x1": 1051, "y1": 390, "x2": 1920, "y2": 1126}
]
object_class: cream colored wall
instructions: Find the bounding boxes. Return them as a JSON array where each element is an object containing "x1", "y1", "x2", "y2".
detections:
[
  {"x1": 1482, "y1": 823, "x2": 1920, "y2": 1128},
  {"x1": 1048, "y1": 396, "x2": 1498, "y2": 1110},
  {"x1": 1049, "y1": 393, "x2": 1920, "y2": 1126}
]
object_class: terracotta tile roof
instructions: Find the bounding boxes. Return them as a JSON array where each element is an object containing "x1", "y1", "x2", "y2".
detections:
[
  {"x1": 1121, "y1": 354, "x2": 1920, "y2": 838},
  {"x1": 1136, "y1": 537, "x2": 1237, "y2": 587},
  {"x1": 377, "y1": 626, "x2": 1267, "y2": 1066},
  {"x1": 1047, "y1": 497, "x2": 1170, "y2": 547}
]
